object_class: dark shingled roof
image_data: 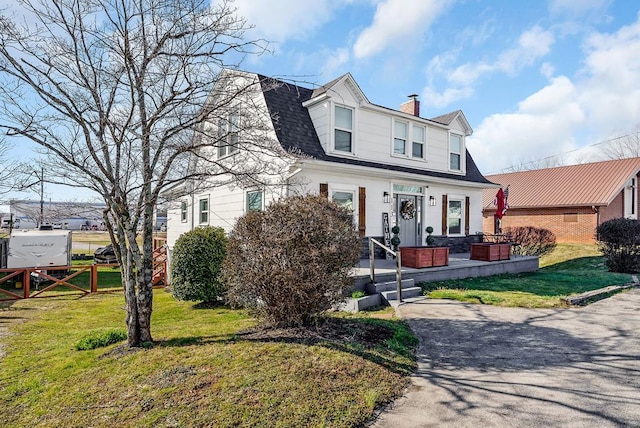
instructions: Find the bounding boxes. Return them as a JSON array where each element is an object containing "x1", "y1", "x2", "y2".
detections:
[{"x1": 258, "y1": 75, "x2": 494, "y2": 185}]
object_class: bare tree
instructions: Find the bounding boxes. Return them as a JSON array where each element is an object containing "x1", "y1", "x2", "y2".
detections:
[
  {"x1": 502, "y1": 154, "x2": 564, "y2": 172},
  {"x1": 0, "y1": 0, "x2": 284, "y2": 346},
  {"x1": 597, "y1": 131, "x2": 640, "y2": 160}
]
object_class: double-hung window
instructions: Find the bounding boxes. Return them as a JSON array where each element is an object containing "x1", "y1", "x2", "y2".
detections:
[
  {"x1": 246, "y1": 190, "x2": 263, "y2": 212},
  {"x1": 199, "y1": 198, "x2": 209, "y2": 224},
  {"x1": 412, "y1": 125, "x2": 425, "y2": 159},
  {"x1": 450, "y1": 133, "x2": 462, "y2": 170},
  {"x1": 334, "y1": 106, "x2": 353, "y2": 153},
  {"x1": 393, "y1": 121, "x2": 407, "y2": 155},
  {"x1": 217, "y1": 113, "x2": 240, "y2": 158}
]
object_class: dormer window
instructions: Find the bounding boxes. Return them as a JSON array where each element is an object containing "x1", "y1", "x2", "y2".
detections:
[
  {"x1": 334, "y1": 105, "x2": 353, "y2": 153},
  {"x1": 449, "y1": 133, "x2": 462, "y2": 171},
  {"x1": 217, "y1": 113, "x2": 240, "y2": 158},
  {"x1": 393, "y1": 121, "x2": 407, "y2": 155}
]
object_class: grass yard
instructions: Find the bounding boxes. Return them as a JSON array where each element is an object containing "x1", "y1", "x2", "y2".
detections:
[
  {"x1": 0, "y1": 290, "x2": 416, "y2": 427},
  {"x1": 421, "y1": 244, "x2": 633, "y2": 308}
]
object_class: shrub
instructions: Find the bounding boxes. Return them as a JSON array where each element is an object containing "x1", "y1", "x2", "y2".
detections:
[
  {"x1": 171, "y1": 226, "x2": 227, "y2": 303},
  {"x1": 223, "y1": 194, "x2": 361, "y2": 327},
  {"x1": 504, "y1": 226, "x2": 557, "y2": 257},
  {"x1": 75, "y1": 329, "x2": 127, "y2": 350},
  {"x1": 596, "y1": 218, "x2": 640, "y2": 273},
  {"x1": 351, "y1": 290, "x2": 366, "y2": 299}
]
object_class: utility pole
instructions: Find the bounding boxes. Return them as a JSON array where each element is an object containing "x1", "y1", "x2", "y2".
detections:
[{"x1": 39, "y1": 166, "x2": 44, "y2": 227}]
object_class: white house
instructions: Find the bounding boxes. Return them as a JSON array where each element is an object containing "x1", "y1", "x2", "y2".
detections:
[{"x1": 167, "y1": 70, "x2": 497, "y2": 256}]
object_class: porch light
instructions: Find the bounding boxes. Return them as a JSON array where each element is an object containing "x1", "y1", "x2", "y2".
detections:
[
  {"x1": 383, "y1": 191, "x2": 390, "y2": 204},
  {"x1": 429, "y1": 196, "x2": 436, "y2": 206}
]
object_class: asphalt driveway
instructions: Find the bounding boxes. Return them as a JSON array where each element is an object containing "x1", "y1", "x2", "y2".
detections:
[{"x1": 373, "y1": 289, "x2": 640, "y2": 427}]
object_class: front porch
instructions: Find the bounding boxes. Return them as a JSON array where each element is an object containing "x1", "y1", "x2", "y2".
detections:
[{"x1": 352, "y1": 252, "x2": 539, "y2": 289}]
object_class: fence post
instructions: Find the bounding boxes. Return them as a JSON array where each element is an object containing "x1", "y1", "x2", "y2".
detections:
[
  {"x1": 23, "y1": 269, "x2": 30, "y2": 299},
  {"x1": 90, "y1": 265, "x2": 98, "y2": 293}
]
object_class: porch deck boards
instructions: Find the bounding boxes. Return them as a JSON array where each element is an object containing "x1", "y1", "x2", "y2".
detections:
[{"x1": 353, "y1": 253, "x2": 539, "y2": 288}]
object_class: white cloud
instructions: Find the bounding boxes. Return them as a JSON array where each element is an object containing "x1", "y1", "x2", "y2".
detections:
[
  {"x1": 549, "y1": 0, "x2": 611, "y2": 18},
  {"x1": 578, "y1": 16, "x2": 640, "y2": 132},
  {"x1": 449, "y1": 26, "x2": 554, "y2": 86},
  {"x1": 421, "y1": 26, "x2": 554, "y2": 109},
  {"x1": 352, "y1": 0, "x2": 452, "y2": 59},
  {"x1": 231, "y1": 0, "x2": 346, "y2": 41},
  {"x1": 467, "y1": 76, "x2": 585, "y2": 173}
]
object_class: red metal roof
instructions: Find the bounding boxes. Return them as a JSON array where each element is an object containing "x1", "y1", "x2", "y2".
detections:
[{"x1": 482, "y1": 157, "x2": 640, "y2": 209}]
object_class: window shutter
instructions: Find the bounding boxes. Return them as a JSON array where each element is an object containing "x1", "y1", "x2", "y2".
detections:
[
  {"x1": 441, "y1": 194, "x2": 448, "y2": 235},
  {"x1": 465, "y1": 196, "x2": 470, "y2": 236},
  {"x1": 358, "y1": 187, "x2": 366, "y2": 238},
  {"x1": 320, "y1": 183, "x2": 328, "y2": 198}
]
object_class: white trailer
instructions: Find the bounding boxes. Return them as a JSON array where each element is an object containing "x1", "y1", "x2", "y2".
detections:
[{"x1": 7, "y1": 230, "x2": 72, "y2": 268}]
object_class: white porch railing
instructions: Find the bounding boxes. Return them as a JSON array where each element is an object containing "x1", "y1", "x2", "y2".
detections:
[{"x1": 368, "y1": 238, "x2": 403, "y2": 303}]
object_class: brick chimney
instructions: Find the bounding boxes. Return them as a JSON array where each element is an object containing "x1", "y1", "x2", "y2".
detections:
[{"x1": 400, "y1": 94, "x2": 420, "y2": 117}]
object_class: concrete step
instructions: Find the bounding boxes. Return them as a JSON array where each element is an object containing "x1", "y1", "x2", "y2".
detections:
[
  {"x1": 381, "y1": 286, "x2": 423, "y2": 303},
  {"x1": 366, "y1": 278, "x2": 415, "y2": 294}
]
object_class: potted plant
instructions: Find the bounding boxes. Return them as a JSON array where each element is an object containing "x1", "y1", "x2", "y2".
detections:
[{"x1": 400, "y1": 226, "x2": 449, "y2": 268}]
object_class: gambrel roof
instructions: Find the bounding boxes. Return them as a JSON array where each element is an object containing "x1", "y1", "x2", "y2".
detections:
[
  {"x1": 258, "y1": 74, "x2": 493, "y2": 186},
  {"x1": 482, "y1": 157, "x2": 640, "y2": 209}
]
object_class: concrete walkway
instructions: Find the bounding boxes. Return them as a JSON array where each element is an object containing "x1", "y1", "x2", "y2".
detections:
[{"x1": 372, "y1": 289, "x2": 640, "y2": 427}]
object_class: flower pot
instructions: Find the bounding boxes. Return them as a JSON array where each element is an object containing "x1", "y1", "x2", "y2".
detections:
[{"x1": 400, "y1": 246, "x2": 449, "y2": 268}]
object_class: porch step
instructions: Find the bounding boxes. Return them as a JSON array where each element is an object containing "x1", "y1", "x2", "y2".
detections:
[
  {"x1": 381, "y1": 286, "x2": 423, "y2": 303},
  {"x1": 365, "y1": 278, "x2": 415, "y2": 294}
]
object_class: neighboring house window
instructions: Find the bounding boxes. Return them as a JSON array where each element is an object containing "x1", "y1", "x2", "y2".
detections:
[
  {"x1": 334, "y1": 105, "x2": 353, "y2": 153},
  {"x1": 246, "y1": 190, "x2": 263, "y2": 212},
  {"x1": 450, "y1": 133, "x2": 462, "y2": 170},
  {"x1": 217, "y1": 113, "x2": 240, "y2": 158},
  {"x1": 412, "y1": 125, "x2": 425, "y2": 159},
  {"x1": 199, "y1": 198, "x2": 209, "y2": 224},
  {"x1": 393, "y1": 121, "x2": 407, "y2": 155},
  {"x1": 180, "y1": 201, "x2": 187, "y2": 223},
  {"x1": 448, "y1": 198, "x2": 463, "y2": 235}
]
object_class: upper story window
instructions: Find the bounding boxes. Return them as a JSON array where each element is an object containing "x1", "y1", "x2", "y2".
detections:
[
  {"x1": 449, "y1": 133, "x2": 462, "y2": 171},
  {"x1": 199, "y1": 198, "x2": 209, "y2": 224},
  {"x1": 412, "y1": 125, "x2": 425, "y2": 159},
  {"x1": 334, "y1": 105, "x2": 353, "y2": 153},
  {"x1": 217, "y1": 113, "x2": 240, "y2": 158},
  {"x1": 180, "y1": 201, "x2": 188, "y2": 222},
  {"x1": 246, "y1": 190, "x2": 263, "y2": 212},
  {"x1": 393, "y1": 121, "x2": 407, "y2": 155}
]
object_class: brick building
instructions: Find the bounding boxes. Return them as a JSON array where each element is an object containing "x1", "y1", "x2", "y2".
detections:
[{"x1": 482, "y1": 158, "x2": 640, "y2": 244}]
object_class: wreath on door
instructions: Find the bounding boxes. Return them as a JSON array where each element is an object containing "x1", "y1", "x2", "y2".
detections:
[{"x1": 400, "y1": 200, "x2": 416, "y2": 220}]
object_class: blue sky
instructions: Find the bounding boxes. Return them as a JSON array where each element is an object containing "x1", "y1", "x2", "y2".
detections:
[{"x1": 2, "y1": 0, "x2": 640, "y2": 202}]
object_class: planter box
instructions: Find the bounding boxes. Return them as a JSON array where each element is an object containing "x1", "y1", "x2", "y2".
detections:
[
  {"x1": 400, "y1": 246, "x2": 449, "y2": 268},
  {"x1": 470, "y1": 243, "x2": 511, "y2": 261}
]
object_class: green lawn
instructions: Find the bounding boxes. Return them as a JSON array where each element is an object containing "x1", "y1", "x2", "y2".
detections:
[
  {"x1": 422, "y1": 244, "x2": 633, "y2": 307},
  {"x1": 0, "y1": 291, "x2": 416, "y2": 427}
]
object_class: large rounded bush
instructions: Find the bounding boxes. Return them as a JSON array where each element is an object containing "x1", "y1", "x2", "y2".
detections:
[
  {"x1": 596, "y1": 218, "x2": 640, "y2": 273},
  {"x1": 222, "y1": 194, "x2": 361, "y2": 327},
  {"x1": 171, "y1": 226, "x2": 227, "y2": 302}
]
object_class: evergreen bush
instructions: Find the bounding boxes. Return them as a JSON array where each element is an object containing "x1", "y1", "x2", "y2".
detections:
[
  {"x1": 171, "y1": 226, "x2": 227, "y2": 303},
  {"x1": 596, "y1": 218, "x2": 640, "y2": 273}
]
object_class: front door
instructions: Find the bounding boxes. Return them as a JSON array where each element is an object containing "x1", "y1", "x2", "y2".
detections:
[{"x1": 396, "y1": 194, "x2": 421, "y2": 247}]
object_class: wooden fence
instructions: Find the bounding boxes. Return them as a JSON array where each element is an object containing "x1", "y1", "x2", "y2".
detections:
[{"x1": 0, "y1": 237, "x2": 168, "y2": 302}]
